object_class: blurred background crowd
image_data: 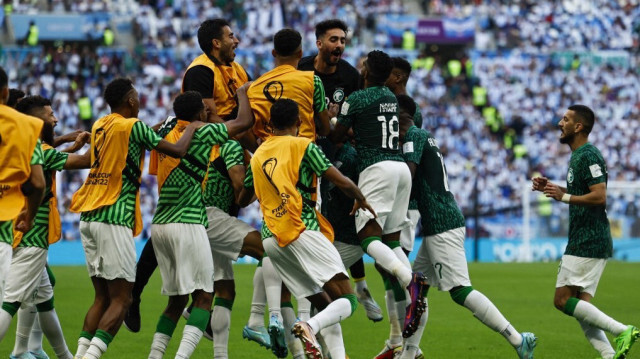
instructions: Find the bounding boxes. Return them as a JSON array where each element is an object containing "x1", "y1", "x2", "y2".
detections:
[{"x1": 1, "y1": 0, "x2": 639, "y2": 241}]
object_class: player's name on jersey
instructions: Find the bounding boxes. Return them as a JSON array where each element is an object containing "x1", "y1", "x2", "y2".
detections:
[{"x1": 379, "y1": 103, "x2": 397, "y2": 113}]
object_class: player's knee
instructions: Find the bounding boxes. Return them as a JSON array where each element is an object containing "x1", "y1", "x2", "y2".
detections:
[
  {"x1": 554, "y1": 295, "x2": 568, "y2": 312},
  {"x1": 192, "y1": 290, "x2": 213, "y2": 309},
  {"x1": 213, "y1": 280, "x2": 236, "y2": 301},
  {"x1": 450, "y1": 286, "x2": 473, "y2": 306}
]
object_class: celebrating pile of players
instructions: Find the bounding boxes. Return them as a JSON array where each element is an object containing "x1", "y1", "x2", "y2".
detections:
[{"x1": 1, "y1": 17, "x2": 638, "y2": 359}]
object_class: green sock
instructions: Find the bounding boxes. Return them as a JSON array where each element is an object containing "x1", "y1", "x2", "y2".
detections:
[
  {"x1": 214, "y1": 297, "x2": 234, "y2": 310},
  {"x1": 564, "y1": 297, "x2": 580, "y2": 316},
  {"x1": 186, "y1": 307, "x2": 211, "y2": 332},
  {"x1": 156, "y1": 314, "x2": 177, "y2": 337},
  {"x1": 361, "y1": 236, "x2": 381, "y2": 252},
  {"x1": 94, "y1": 329, "x2": 114, "y2": 347}
]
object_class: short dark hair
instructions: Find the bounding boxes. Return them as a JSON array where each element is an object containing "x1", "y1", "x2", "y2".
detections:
[
  {"x1": 173, "y1": 91, "x2": 204, "y2": 121},
  {"x1": 273, "y1": 29, "x2": 301, "y2": 57},
  {"x1": 15, "y1": 95, "x2": 51, "y2": 116},
  {"x1": 391, "y1": 57, "x2": 412, "y2": 76},
  {"x1": 396, "y1": 94, "x2": 416, "y2": 116},
  {"x1": 315, "y1": 19, "x2": 348, "y2": 39},
  {"x1": 104, "y1": 77, "x2": 134, "y2": 109},
  {"x1": 198, "y1": 19, "x2": 230, "y2": 55},
  {"x1": 0, "y1": 66, "x2": 7, "y2": 90},
  {"x1": 270, "y1": 99, "x2": 299, "y2": 130},
  {"x1": 366, "y1": 50, "x2": 393, "y2": 85},
  {"x1": 8, "y1": 89, "x2": 26, "y2": 108},
  {"x1": 568, "y1": 104, "x2": 595, "y2": 134}
]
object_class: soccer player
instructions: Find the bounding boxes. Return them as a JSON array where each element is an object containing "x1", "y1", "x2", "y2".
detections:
[
  {"x1": 298, "y1": 18, "x2": 382, "y2": 323},
  {"x1": 247, "y1": 28, "x2": 337, "y2": 148},
  {"x1": 330, "y1": 50, "x2": 427, "y2": 339},
  {"x1": 245, "y1": 27, "x2": 337, "y2": 357},
  {"x1": 68, "y1": 78, "x2": 203, "y2": 359},
  {"x1": 396, "y1": 94, "x2": 536, "y2": 359},
  {"x1": 372, "y1": 56, "x2": 424, "y2": 358},
  {"x1": 125, "y1": 18, "x2": 253, "y2": 334},
  {"x1": 147, "y1": 88, "x2": 254, "y2": 359},
  {"x1": 532, "y1": 105, "x2": 639, "y2": 359},
  {"x1": 0, "y1": 67, "x2": 45, "y2": 351},
  {"x1": 239, "y1": 98, "x2": 375, "y2": 359},
  {"x1": 0, "y1": 96, "x2": 91, "y2": 359}
]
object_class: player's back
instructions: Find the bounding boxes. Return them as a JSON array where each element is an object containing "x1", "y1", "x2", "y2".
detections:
[{"x1": 338, "y1": 85, "x2": 404, "y2": 172}]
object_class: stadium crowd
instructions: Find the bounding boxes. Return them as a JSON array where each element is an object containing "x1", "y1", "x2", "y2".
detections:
[{"x1": 3, "y1": 0, "x2": 640, "y2": 241}]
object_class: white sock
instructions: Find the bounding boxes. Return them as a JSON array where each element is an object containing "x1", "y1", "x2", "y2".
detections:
[
  {"x1": 319, "y1": 323, "x2": 345, "y2": 359},
  {"x1": 248, "y1": 266, "x2": 266, "y2": 329},
  {"x1": 400, "y1": 299, "x2": 429, "y2": 359},
  {"x1": 29, "y1": 313, "x2": 45, "y2": 352},
  {"x1": 394, "y1": 297, "x2": 407, "y2": 335},
  {"x1": 13, "y1": 305, "x2": 37, "y2": 355},
  {"x1": 175, "y1": 325, "x2": 203, "y2": 358},
  {"x1": 307, "y1": 298, "x2": 352, "y2": 334},
  {"x1": 148, "y1": 332, "x2": 171, "y2": 359},
  {"x1": 297, "y1": 298, "x2": 312, "y2": 322},
  {"x1": 74, "y1": 337, "x2": 91, "y2": 359},
  {"x1": 354, "y1": 279, "x2": 368, "y2": 294},
  {"x1": 282, "y1": 305, "x2": 303, "y2": 357},
  {"x1": 82, "y1": 336, "x2": 107, "y2": 359},
  {"x1": 39, "y1": 309, "x2": 73, "y2": 359},
  {"x1": 392, "y1": 246, "x2": 412, "y2": 270},
  {"x1": 0, "y1": 308, "x2": 14, "y2": 342},
  {"x1": 366, "y1": 240, "x2": 412, "y2": 287},
  {"x1": 212, "y1": 305, "x2": 231, "y2": 359},
  {"x1": 463, "y1": 290, "x2": 522, "y2": 347},
  {"x1": 262, "y1": 257, "x2": 282, "y2": 322},
  {"x1": 572, "y1": 300, "x2": 627, "y2": 336},
  {"x1": 578, "y1": 319, "x2": 615, "y2": 359},
  {"x1": 385, "y1": 290, "x2": 402, "y2": 346}
]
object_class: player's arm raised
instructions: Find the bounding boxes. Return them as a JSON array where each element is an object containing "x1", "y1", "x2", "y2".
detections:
[
  {"x1": 221, "y1": 82, "x2": 255, "y2": 139},
  {"x1": 154, "y1": 121, "x2": 204, "y2": 158},
  {"x1": 321, "y1": 166, "x2": 376, "y2": 217}
]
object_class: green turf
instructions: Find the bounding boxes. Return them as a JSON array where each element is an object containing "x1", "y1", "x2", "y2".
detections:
[{"x1": 1, "y1": 262, "x2": 639, "y2": 358}]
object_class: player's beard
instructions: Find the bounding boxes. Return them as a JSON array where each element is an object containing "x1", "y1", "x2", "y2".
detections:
[
  {"x1": 323, "y1": 49, "x2": 341, "y2": 67},
  {"x1": 42, "y1": 121, "x2": 55, "y2": 146},
  {"x1": 559, "y1": 130, "x2": 574, "y2": 144}
]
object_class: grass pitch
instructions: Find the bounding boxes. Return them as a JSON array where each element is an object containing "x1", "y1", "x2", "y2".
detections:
[{"x1": 1, "y1": 262, "x2": 639, "y2": 358}]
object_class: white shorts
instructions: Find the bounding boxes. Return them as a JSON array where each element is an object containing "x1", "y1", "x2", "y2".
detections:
[
  {"x1": 263, "y1": 230, "x2": 348, "y2": 299},
  {"x1": 413, "y1": 227, "x2": 471, "y2": 291},
  {"x1": 0, "y1": 242, "x2": 13, "y2": 302},
  {"x1": 3, "y1": 247, "x2": 49, "y2": 303},
  {"x1": 400, "y1": 210, "x2": 421, "y2": 251},
  {"x1": 206, "y1": 206, "x2": 253, "y2": 262},
  {"x1": 556, "y1": 254, "x2": 606, "y2": 297},
  {"x1": 334, "y1": 240, "x2": 364, "y2": 269},
  {"x1": 80, "y1": 222, "x2": 137, "y2": 282},
  {"x1": 152, "y1": 223, "x2": 214, "y2": 296},
  {"x1": 355, "y1": 161, "x2": 411, "y2": 235}
]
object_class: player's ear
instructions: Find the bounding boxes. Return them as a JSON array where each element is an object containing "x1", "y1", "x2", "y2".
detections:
[
  {"x1": 316, "y1": 39, "x2": 322, "y2": 49},
  {"x1": 271, "y1": 49, "x2": 277, "y2": 58}
]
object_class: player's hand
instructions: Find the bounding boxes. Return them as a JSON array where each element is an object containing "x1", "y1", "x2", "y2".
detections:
[
  {"x1": 65, "y1": 131, "x2": 91, "y2": 153},
  {"x1": 543, "y1": 182, "x2": 564, "y2": 201},
  {"x1": 351, "y1": 198, "x2": 377, "y2": 217},
  {"x1": 15, "y1": 210, "x2": 33, "y2": 233},
  {"x1": 531, "y1": 176, "x2": 549, "y2": 192},
  {"x1": 55, "y1": 130, "x2": 83, "y2": 145},
  {"x1": 237, "y1": 81, "x2": 253, "y2": 93},
  {"x1": 327, "y1": 103, "x2": 339, "y2": 118}
]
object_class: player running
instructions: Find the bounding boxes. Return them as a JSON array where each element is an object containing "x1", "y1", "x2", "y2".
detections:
[
  {"x1": 330, "y1": 50, "x2": 427, "y2": 339},
  {"x1": 533, "y1": 105, "x2": 639, "y2": 359},
  {"x1": 68, "y1": 78, "x2": 202, "y2": 359},
  {"x1": 396, "y1": 94, "x2": 536, "y2": 359},
  {"x1": 239, "y1": 98, "x2": 375, "y2": 359}
]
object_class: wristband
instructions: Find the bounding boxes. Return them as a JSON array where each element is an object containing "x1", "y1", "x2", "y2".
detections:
[
  {"x1": 561, "y1": 193, "x2": 572, "y2": 204},
  {"x1": 331, "y1": 117, "x2": 338, "y2": 126}
]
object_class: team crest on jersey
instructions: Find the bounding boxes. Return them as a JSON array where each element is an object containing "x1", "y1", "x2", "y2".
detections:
[
  {"x1": 567, "y1": 168, "x2": 574, "y2": 184},
  {"x1": 332, "y1": 88, "x2": 345, "y2": 103}
]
